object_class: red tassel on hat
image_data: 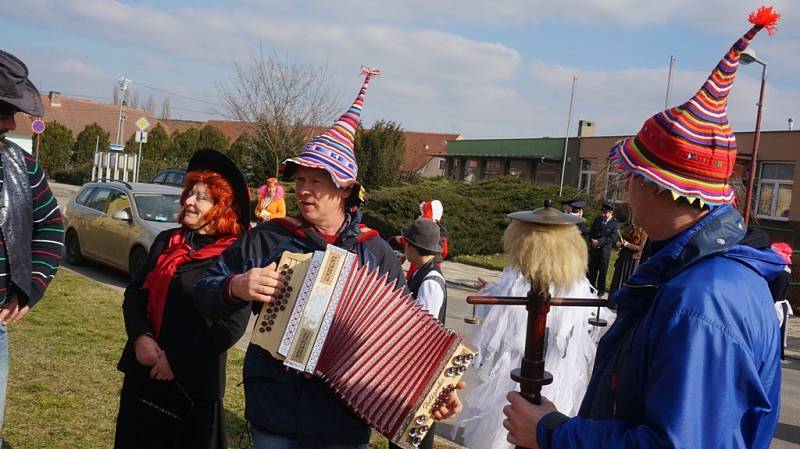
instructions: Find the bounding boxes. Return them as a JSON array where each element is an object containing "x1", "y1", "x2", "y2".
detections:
[{"x1": 748, "y1": 6, "x2": 781, "y2": 35}]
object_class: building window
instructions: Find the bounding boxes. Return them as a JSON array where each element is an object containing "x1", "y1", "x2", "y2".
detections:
[
  {"x1": 483, "y1": 159, "x2": 504, "y2": 179},
  {"x1": 756, "y1": 162, "x2": 793, "y2": 220},
  {"x1": 605, "y1": 169, "x2": 627, "y2": 202},
  {"x1": 438, "y1": 159, "x2": 446, "y2": 170},
  {"x1": 509, "y1": 160, "x2": 532, "y2": 180},
  {"x1": 579, "y1": 160, "x2": 596, "y2": 194}
]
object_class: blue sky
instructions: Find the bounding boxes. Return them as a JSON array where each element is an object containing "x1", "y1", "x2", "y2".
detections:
[{"x1": 3, "y1": 0, "x2": 798, "y2": 139}]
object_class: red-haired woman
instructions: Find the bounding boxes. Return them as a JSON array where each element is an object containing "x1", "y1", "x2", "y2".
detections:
[
  {"x1": 115, "y1": 149, "x2": 251, "y2": 449},
  {"x1": 609, "y1": 223, "x2": 647, "y2": 294}
]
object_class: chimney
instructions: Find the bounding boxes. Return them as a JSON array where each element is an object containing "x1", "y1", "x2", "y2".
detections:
[
  {"x1": 577, "y1": 120, "x2": 595, "y2": 137},
  {"x1": 48, "y1": 91, "x2": 61, "y2": 107}
]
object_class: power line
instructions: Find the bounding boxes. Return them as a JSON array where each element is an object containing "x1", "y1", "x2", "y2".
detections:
[{"x1": 129, "y1": 80, "x2": 223, "y2": 108}]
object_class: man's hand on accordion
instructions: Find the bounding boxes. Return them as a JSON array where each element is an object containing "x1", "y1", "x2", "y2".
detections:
[
  {"x1": 230, "y1": 262, "x2": 284, "y2": 303},
  {"x1": 432, "y1": 380, "x2": 465, "y2": 421}
]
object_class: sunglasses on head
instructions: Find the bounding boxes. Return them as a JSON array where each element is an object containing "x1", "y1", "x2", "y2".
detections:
[{"x1": 0, "y1": 102, "x2": 18, "y2": 119}]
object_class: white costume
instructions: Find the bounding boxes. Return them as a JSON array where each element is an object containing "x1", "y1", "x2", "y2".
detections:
[{"x1": 455, "y1": 267, "x2": 612, "y2": 449}]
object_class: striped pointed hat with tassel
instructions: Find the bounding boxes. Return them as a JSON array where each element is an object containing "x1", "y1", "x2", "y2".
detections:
[
  {"x1": 283, "y1": 66, "x2": 381, "y2": 189},
  {"x1": 610, "y1": 6, "x2": 780, "y2": 209}
]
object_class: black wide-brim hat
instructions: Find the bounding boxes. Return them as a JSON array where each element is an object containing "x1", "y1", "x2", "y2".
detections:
[
  {"x1": 188, "y1": 149, "x2": 251, "y2": 231},
  {"x1": 601, "y1": 202, "x2": 616, "y2": 212},
  {"x1": 0, "y1": 51, "x2": 43, "y2": 117}
]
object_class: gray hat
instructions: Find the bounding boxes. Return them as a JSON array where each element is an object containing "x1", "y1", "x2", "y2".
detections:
[
  {"x1": 0, "y1": 51, "x2": 43, "y2": 117},
  {"x1": 402, "y1": 218, "x2": 442, "y2": 254}
]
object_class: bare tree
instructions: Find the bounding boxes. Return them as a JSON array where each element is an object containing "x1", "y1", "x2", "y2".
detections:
[
  {"x1": 218, "y1": 49, "x2": 341, "y2": 177},
  {"x1": 144, "y1": 94, "x2": 156, "y2": 114},
  {"x1": 160, "y1": 97, "x2": 172, "y2": 120},
  {"x1": 129, "y1": 89, "x2": 140, "y2": 109}
]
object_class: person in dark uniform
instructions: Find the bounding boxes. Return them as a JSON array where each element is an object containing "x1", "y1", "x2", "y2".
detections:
[
  {"x1": 586, "y1": 202, "x2": 619, "y2": 295},
  {"x1": 563, "y1": 199, "x2": 589, "y2": 237}
]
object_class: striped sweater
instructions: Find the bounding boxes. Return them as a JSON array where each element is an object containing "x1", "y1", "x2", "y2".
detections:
[{"x1": 0, "y1": 152, "x2": 64, "y2": 307}]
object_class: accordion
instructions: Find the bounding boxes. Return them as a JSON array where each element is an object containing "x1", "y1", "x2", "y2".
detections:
[{"x1": 250, "y1": 245, "x2": 476, "y2": 449}]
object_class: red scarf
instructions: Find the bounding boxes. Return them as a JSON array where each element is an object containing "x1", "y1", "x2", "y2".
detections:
[{"x1": 143, "y1": 228, "x2": 237, "y2": 339}]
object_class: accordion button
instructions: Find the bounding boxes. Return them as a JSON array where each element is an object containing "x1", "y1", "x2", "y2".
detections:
[
  {"x1": 261, "y1": 321, "x2": 268, "y2": 327},
  {"x1": 415, "y1": 415, "x2": 426, "y2": 425},
  {"x1": 281, "y1": 299, "x2": 288, "y2": 305},
  {"x1": 270, "y1": 313, "x2": 277, "y2": 319},
  {"x1": 285, "y1": 275, "x2": 291, "y2": 281},
  {"x1": 287, "y1": 268, "x2": 294, "y2": 274},
  {"x1": 419, "y1": 425, "x2": 429, "y2": 434},
  {"x1": 281, "y1": 288, "x2": 287, "y2": 293},
  {"x1": 279, "y1": 305, "x2": 286, "y2": 311},
  {"x1": 280, "y1": 270, "x2": 287, "y2": 276},
  {"x1": 266, "y1": 326, "x2": 272, "y2": 332},
  {"x1": 287, "y1": 286, "x2": 294, "y2": 292},
  {"x1": 268, "y1": 320, "x2": 275, "y2": 325},
  {"x1": 409, "y1": 428, "x2": 418, "y2": 438},
  {"x1": 282, "y1": 264, "x2": 289, "y2": 269},
  {"x1": 258, "y1": 327, "x2": 266, "y2": 333}
]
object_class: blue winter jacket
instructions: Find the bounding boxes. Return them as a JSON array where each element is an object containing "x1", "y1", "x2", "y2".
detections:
[{"x1": 538, "y1": 205, "x2": 784, "y2": 449}]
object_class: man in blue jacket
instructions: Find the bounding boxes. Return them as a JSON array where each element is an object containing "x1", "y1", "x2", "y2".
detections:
[{"x1": 503, "y1": 7, "x2": 784, "y2": 449}]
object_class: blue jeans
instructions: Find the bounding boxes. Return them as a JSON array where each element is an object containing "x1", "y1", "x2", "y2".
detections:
[
  {"x1": 251, "y1": 425, "x2": 368, "y2": 449},
  {"x1": 0, "y1": 324, "x2": 8, "y2": 436}
]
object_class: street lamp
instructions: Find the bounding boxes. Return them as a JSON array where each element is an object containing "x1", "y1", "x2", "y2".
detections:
[{"x1": 740, "y1": 47, "x2": 767, "y2": 226}]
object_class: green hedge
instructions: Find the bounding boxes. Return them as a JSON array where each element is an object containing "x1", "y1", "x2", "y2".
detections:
[{"x1": 361, "y1": 177, "x2": 601, "y2": 257}]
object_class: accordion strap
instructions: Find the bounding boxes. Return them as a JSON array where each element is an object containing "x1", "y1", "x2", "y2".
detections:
[{"x1": 273, "y1": 217, "x2": 381, "y2": 250}]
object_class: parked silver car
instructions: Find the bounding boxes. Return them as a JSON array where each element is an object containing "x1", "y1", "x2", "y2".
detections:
[{"x1": 62, "y1": 180, "x2": 182, "y2": 277}]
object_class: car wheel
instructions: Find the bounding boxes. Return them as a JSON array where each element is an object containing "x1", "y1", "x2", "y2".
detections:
[
  {"x1": 65, "y1": 229, "x2": 84, "y2": 265},
  {"x1": 129, "y1": 246, "x2": 148, "y2": 279}
]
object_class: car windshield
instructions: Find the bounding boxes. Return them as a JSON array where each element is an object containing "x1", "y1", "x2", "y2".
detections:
[{"x1": 133, "y1": 194, "x2": 182, "y2": 223}]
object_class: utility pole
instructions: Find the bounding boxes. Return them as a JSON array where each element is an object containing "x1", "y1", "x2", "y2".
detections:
[
  {"x1": 115, "y1": 78, "x2": 131, "y2": 145},
  {"x1": 558, "y1": 75, "x2": 577, "y2": 197},
  {"x1": 665, "y1": 56, "x2": 677, "y2": 109}
]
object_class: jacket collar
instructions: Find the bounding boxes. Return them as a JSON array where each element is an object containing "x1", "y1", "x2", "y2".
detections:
[{"x1": 611, "y1": 204, "x2": 745, "y2": 310}]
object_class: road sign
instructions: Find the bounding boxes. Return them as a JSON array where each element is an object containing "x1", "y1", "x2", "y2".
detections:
[
  {"x1": 135, "y1": 131, "x2": 148, "y2": 143},
  {"x1": 109, "y1": 144, "x2": 125, "y2": 152},
  {"x1": 31, "y1": 119, "x2": 46, "y2": 134},
  {"x1": 135, "y1": 117, "x2": 151, "y2": 132}
]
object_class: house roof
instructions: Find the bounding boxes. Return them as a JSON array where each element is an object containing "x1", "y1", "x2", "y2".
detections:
[
  {"x1": 445, "y1": 137, "x2": 565, "y2": 160},
  {"x1": 14, "y1": 92, "x2": 158, "y2": 144},
  {"x1": 203, "y1": 120, "x2": 256, "y2": 143},
  {"x1": 159, "y1": 119, "x2": 205, "y2": 135},
  {"x1": 401, "y1": 131, "x2": 462, "y2": 172}
]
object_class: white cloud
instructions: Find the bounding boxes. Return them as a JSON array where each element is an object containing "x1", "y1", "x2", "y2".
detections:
[{"x1": 47, "y1": 60, "x2": 103, "y2": 79}]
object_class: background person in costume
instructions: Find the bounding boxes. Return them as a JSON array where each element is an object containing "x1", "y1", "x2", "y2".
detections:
[
  {"x1": 388, "y1": 218, "x2": 448, "y2": 449},
  {"x1": 770, "y1": 242, "x2": 792, "y2": 360},
  {"x1": 586, "y1": 202, "x2": 618, "y2": 296},
  {"x1": 0, "y1": 50, "x2": 64, "y2": 445},
  {"x1": 115, "y1": 149, "x2": 251, "y2": 449},
  {"x1": 396, "y1": 199, "x2": 449, "y2": 280},
  {"x1": 454, "y1": 212, "x2": 609, "y2": 449},
  {"x1": 503, "y1": 7, "x2": 785, "y2": 449},
  {"x1": 254, "y1": 177, "x2": 286, "y2": 223},
  {"x1": 608, "y1": 223, "x2": 647, "y2": 294},
  {"x1": 195, "y1": 68, "x2": 463, "y2": 449}
]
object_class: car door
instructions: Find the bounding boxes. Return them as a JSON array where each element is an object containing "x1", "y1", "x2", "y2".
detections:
[
  {"x1": 79, "y1": 187, "x2": 113, "y2": 259},
  {"x1": 94, "y1": 188, "x2": 134, "y2": 271}
]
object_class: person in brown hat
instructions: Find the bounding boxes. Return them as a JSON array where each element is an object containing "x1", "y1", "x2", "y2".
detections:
[
  {"x1": 390, "y1": 218, "x2": 447, "y2": 449},
  {"x1": 0, "y1": 50, "x2": 63, "y2": 441},
  {"x1": 402, "y1": 218, "x2": 447, "y2": 322}
]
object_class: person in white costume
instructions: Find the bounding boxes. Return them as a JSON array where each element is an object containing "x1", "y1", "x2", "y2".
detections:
[{"x1": 455, "y1": 208, "x2": 613, "y2": 449}]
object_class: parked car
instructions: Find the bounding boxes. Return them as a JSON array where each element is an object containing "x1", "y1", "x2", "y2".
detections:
[
  {"x1": 149, "y1": 169, "x2": 186, "y2": 187},
  {"x1": 62, "y1": 180, "x2": 182, "y2": 277}
]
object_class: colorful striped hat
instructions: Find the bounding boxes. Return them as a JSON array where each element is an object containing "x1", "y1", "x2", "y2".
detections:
[
  {"x1": 283, "y1": 66, "x2": 381, "y2": 188},
  {"x1": 610, "y1": 6, "x2": 780, "y2": 208}
]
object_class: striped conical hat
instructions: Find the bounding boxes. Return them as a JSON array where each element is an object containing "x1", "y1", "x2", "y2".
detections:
[
  {"x1": 611, "y1": 6, "x2": 780, "y2": 208},
  {"x1": 283, "y1": 66, "x2": 380, "y2": 188}
]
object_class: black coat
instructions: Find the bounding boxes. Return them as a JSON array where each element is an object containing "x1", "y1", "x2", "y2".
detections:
[
  {"x1": 194, "y1": 215, "x2": 406, "y2": 447},
  {"x1": 118, "y1": 228, "x2": 251, "y2": 401},
  {"x1": 588, "y1": 217, "x2": 619, "y2": 258}
]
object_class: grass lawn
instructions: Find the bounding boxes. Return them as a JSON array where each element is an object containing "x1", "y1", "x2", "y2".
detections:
[{"x1": 0, "y1": 268, "x2": 422, "y2": 449}]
